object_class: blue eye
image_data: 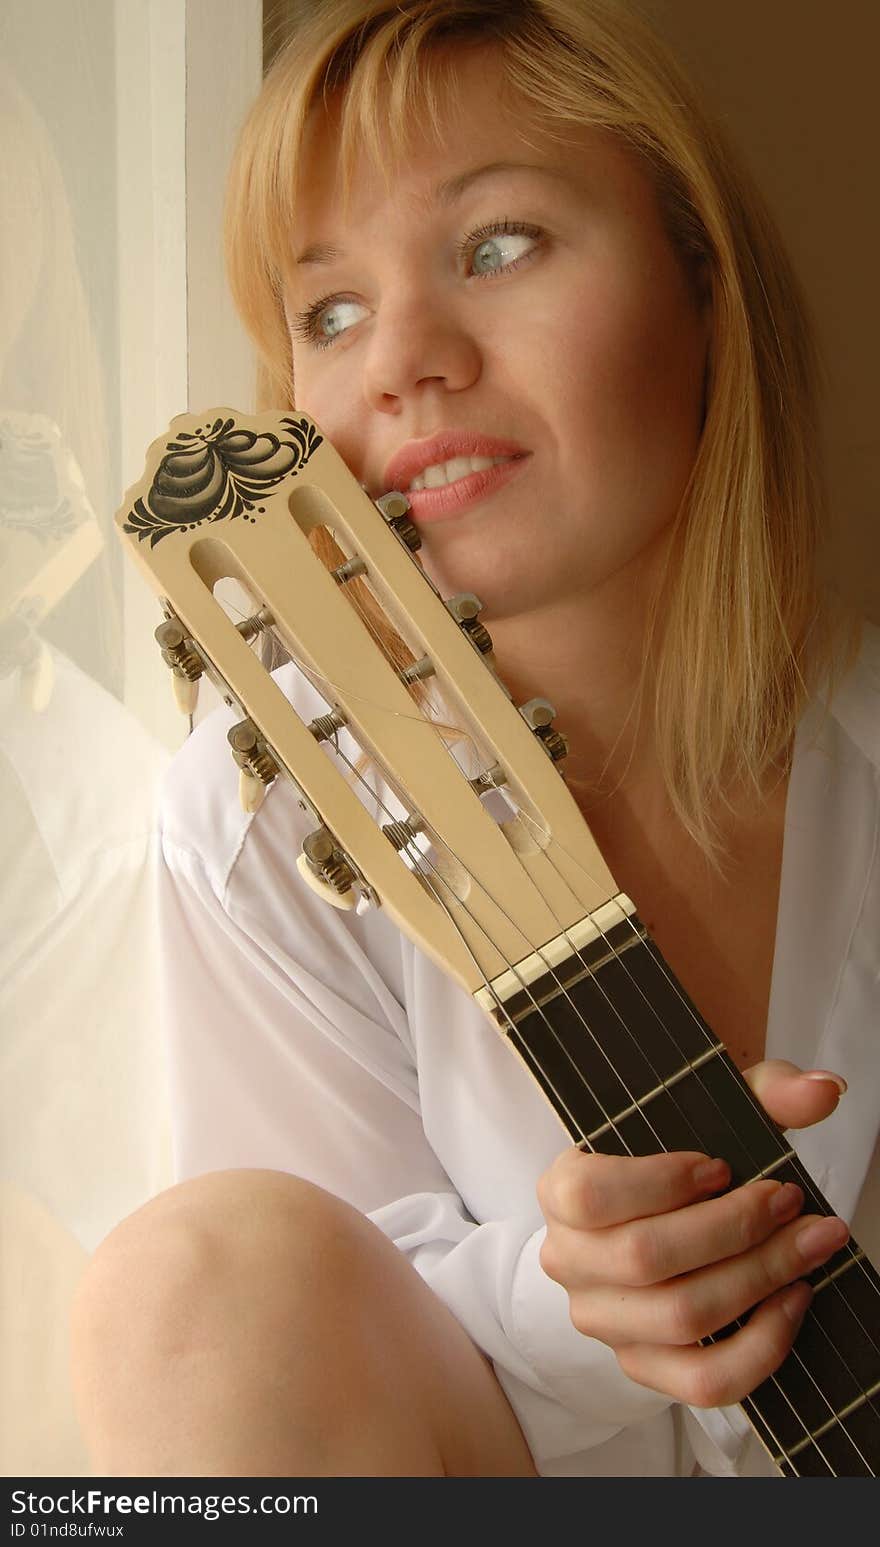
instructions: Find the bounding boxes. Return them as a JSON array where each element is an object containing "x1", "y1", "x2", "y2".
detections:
[
  {"x1": 292, "y1": 292, "x2": 366, "y2": 348},
  {"x1": 470, "y1": 225, "x2": 538, "y2": 275},
  {"x1": 460, "y1": 219, "x2": 541, "y2": 276},
  {"x1": 315, "y1": 298, "x2": 366, "y2": 338}
]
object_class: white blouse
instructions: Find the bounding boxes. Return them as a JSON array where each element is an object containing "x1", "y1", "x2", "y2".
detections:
[{"x1": 157, "y1": 624, "x2": 880, "y2": 1477}]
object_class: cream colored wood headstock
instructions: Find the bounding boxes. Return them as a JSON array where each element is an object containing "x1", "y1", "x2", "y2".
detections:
[{"x1": 115, "y1": 409, "x2": 617, "y2": 994}]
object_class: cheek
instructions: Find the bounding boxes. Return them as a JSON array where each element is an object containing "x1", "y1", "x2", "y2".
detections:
[
  {"x1": 291, "y1": 348, "x2": 365, "y2": 471},
  {"x1": 557, "y1": 272, "x2": 706, "y2": 468}
]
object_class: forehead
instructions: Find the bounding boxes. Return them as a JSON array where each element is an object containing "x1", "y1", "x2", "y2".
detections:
[
  {"x1": 293, "y1": 44, "x2": 571, "y2": 227},
  {"x1": 283, "y1": 41, "x2": 676, "y2": 310}
]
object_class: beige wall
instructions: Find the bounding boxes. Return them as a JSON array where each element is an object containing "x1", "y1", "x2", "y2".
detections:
[{"x1": 646, "y1": 0, "x2": 879, "y2": 620}]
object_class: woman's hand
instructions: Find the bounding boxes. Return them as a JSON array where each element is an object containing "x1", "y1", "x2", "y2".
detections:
[{"x1": 536, "y1": 1059, "x2": 850, "y2": 1407}]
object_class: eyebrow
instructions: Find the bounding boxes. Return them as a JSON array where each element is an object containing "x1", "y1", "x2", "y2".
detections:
[{"x1": 294, "y1": 159, "x2": 573, "y2": 267}]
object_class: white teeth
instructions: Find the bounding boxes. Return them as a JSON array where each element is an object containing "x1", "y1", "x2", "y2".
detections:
[{"x1": 409, "y1": 454, "x2": 513, "y2": 492}]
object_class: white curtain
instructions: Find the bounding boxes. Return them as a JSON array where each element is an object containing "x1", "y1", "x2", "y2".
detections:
[{"x1": 0, "y1": 0, "x2": 260, "y2": 1476}]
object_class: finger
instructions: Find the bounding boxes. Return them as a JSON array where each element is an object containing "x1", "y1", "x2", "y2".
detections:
[
  {"x1": 743, "y1": 1059, "x2": 847, "y2": 1130},
  {"x1": 614, "y1": 1281, "x2": 813, "y2": 1408},
  {"x1": 537, "y1": 1147, "x2": 730, "y2": 1231},
  {"x1": 550, "y1": 1178, "x2": 805, "y2": 1292},
  {"x1": 570, "y1": 1210, "x2": 848, "y2": 1346}
]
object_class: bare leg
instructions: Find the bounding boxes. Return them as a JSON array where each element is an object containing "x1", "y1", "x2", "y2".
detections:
[{"x1": 69, "y1": 1169, "x2": 538, "y2": 1477}]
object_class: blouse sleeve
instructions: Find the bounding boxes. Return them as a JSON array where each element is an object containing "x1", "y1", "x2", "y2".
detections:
[{"x1": 156, "y1": 691, "x2": 674, "y2": 1471}]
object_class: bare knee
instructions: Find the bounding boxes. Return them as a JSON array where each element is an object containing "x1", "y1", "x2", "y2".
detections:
[
  {"x1": 70, "y1": 1168, "x2": 355, "y2": 1358},
  {"x1": 69, "y1": 1168, "x2": 535, "y2": 1476}
]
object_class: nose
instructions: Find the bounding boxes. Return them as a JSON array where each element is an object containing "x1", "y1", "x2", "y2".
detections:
[{"x1": 362, "y1": 291, "x2": 482, "y2": 413}]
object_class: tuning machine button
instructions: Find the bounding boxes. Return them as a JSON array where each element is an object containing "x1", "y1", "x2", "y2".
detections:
[
  {"x1": 155, "y1": 615, "x2": 204, "y2": 715},
  {"x1": 445, "y1": 593, "x2": 493, "y2": 655},
  {"x1": 227, "y1": 717, "x2": 280, "y2": 812},
  {"x1": 376, "y1": 491, "x2": 421, "y2": 552},
  {"x1": 518, "y1": 697, "x2": 569, "y2": 765},
  {"x1": 297, "y1": 825, "x2": 358, "y2": 909}
]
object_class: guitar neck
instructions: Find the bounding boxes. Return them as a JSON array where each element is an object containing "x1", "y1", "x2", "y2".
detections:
[{"x1": 480, "y1": 905, "x2": 880, "y2": 1477}]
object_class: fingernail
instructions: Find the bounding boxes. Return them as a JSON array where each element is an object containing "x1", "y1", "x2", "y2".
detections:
[
  {"x1": 769, "y1": 1182, "x2": 803, "y2": 1220},
  {"x1": 693, "y1": 1159, "x2": 730, "y2": 1189},
  {"x1": 796, "y1": 1217, "x2": 850, "y2": 1263},
  {"x1": 781, "y1": 1281, "x2": 813, "y2": 1324},
  {"x1": 801, "y1": 1070, "x2": 847, "y2": 1094}
]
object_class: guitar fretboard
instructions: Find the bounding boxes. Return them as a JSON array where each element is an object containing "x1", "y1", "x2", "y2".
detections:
[{"x1": 486, "y1": 914, "x2": 880, "y2": 1477}]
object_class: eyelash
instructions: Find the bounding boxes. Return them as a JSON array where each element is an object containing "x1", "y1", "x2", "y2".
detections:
[{"x1": 290, "y1": 218, "x2": 544, "y2": 352}]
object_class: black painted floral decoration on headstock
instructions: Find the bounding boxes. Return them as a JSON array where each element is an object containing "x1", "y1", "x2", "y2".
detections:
[{"x1": 122, "y1": 415, "x2": 323, "y2": 547}]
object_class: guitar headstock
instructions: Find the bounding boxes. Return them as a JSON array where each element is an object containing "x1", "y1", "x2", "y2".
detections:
[{"x1": 116, "y1": 409, "x2": 618, "y2": 997}]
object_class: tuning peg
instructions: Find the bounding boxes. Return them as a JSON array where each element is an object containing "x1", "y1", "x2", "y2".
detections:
[
  {"x1": 295, "y1": 852, "x2": 357, "y2": 909},
  {"x1": 239, "y1": 768, "x2": 267, "y2": 814},
  {"x1": 155, "y1": 617, "x2": 203, "y2": 716},
  {"x1": 518, "y1": 697, "x2": 569, "y2": 764},
  {"x1": 227, "y1": 718, "x2": 279, "y2": 811},
  {"x1": 298, "y1": 825, "x2": 358, "y2": 909},
  {"x1": 376, "y1": 491, "x2": 421, "y2": 552},
  {"x1": 445, "y1": 593, "x2": 493, "y2": 655},
  {"x1": 172, "y1": 674, "x2": 199, "y2": 715}
]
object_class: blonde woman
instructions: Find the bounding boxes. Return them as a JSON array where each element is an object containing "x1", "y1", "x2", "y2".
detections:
[{"x1": 71, "y1": 0, "x2": 878, "y2": 1478}]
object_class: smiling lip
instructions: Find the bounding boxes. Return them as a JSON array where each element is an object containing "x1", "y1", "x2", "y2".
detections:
[
  {"x1": 382, "y1": 432, "x2": 529, "y2": 495},
  {"x1": 380, "y1": 432, "x2": 531, "y2": 527},
  {"x1": 401, "y1": 455, "x2": 530, "y2": 523}
]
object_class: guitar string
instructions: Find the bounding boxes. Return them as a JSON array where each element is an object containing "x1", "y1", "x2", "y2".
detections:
[
  {"x1": 512, "y1": 799, "x2": 880, "y2": 1330},
  {"x1": 231, "y1": 594, "x2": 858, "y2": 1473},
  {"x1": 296, "y1": 668, "x2": 813, "y2": 1480},
  {"x1": 372, "y1": 751, "x2": 845, "y2": 1479},
  {"x1": 500, "y1": 808, "x2": 874, "y2": 1475},
  {"x1": 299, "y1": 669, "x2": 668, "y2": 1156},
  {"x1": 324, "y1": 726, "x2": 823, "y2": 1478},
  {"x1": 509, "y1": 801, "x2": 880, "y2": 1466}
]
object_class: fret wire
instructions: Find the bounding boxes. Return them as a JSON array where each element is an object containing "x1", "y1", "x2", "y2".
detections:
[
  {"x1": 742, "y1": 1149, "x2": 798, "y2": 1184},
  {"x1": 434, "y1": 848, "x2": 729, "y2": 1159},
  {"x1": 813, "y1": 1250, "x2": 867, "y2": 1295},
  {"x1": 616, "y1": 918, "x2": 880, "y2": 1325},
  {"x1": 577, "y1": 933, "x2": 876, "y2": 1469},
  {"x1": 492, "y1": 832, "x2": 824, "y2": 1475},
  {"x1": 326, "y1": 741, "x2": 639, "y2": 1155},
  {"x1": 584, "y1": 1041, "x2": 726, "y2": 1144},
  {"x1": 410, "y1": 784, "x2": 847, "y2": 1475},
  {"x1": 389, "y1": 808, "x2": 689, "y2": 1162},
  {"x1": 510, "y1": 809, "x2": 880, "y2": 1471},
  {"x1": 513, "y1": 806, "x2": 880, "y2": 1451},
  {"x1": 613, "y1": 926, "x2": 880, "y2": 1463},
  {"x1": 575, "y1": 922, "x2": 872, "y2": 1466},
  {"x1": 771, "y1": 1375, "x2": 880, "y2": 1466},
  {"x1": 514, "y1": 803, "x2": 876, "y2": 1272}
]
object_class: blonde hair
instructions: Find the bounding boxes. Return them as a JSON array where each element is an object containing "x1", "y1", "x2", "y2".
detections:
[{"x1": 225, "y1": 0, "x2": 859, "y2": 858}]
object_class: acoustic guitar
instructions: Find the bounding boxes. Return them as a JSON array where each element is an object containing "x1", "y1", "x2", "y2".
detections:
[{"x1": 116, "y1": 409, "x2": 880, "y2": 1477}]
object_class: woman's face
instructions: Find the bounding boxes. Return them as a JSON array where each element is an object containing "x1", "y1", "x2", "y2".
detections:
[{"x1": 286, "y1": 47, "x2": 710, "y2": 621}]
